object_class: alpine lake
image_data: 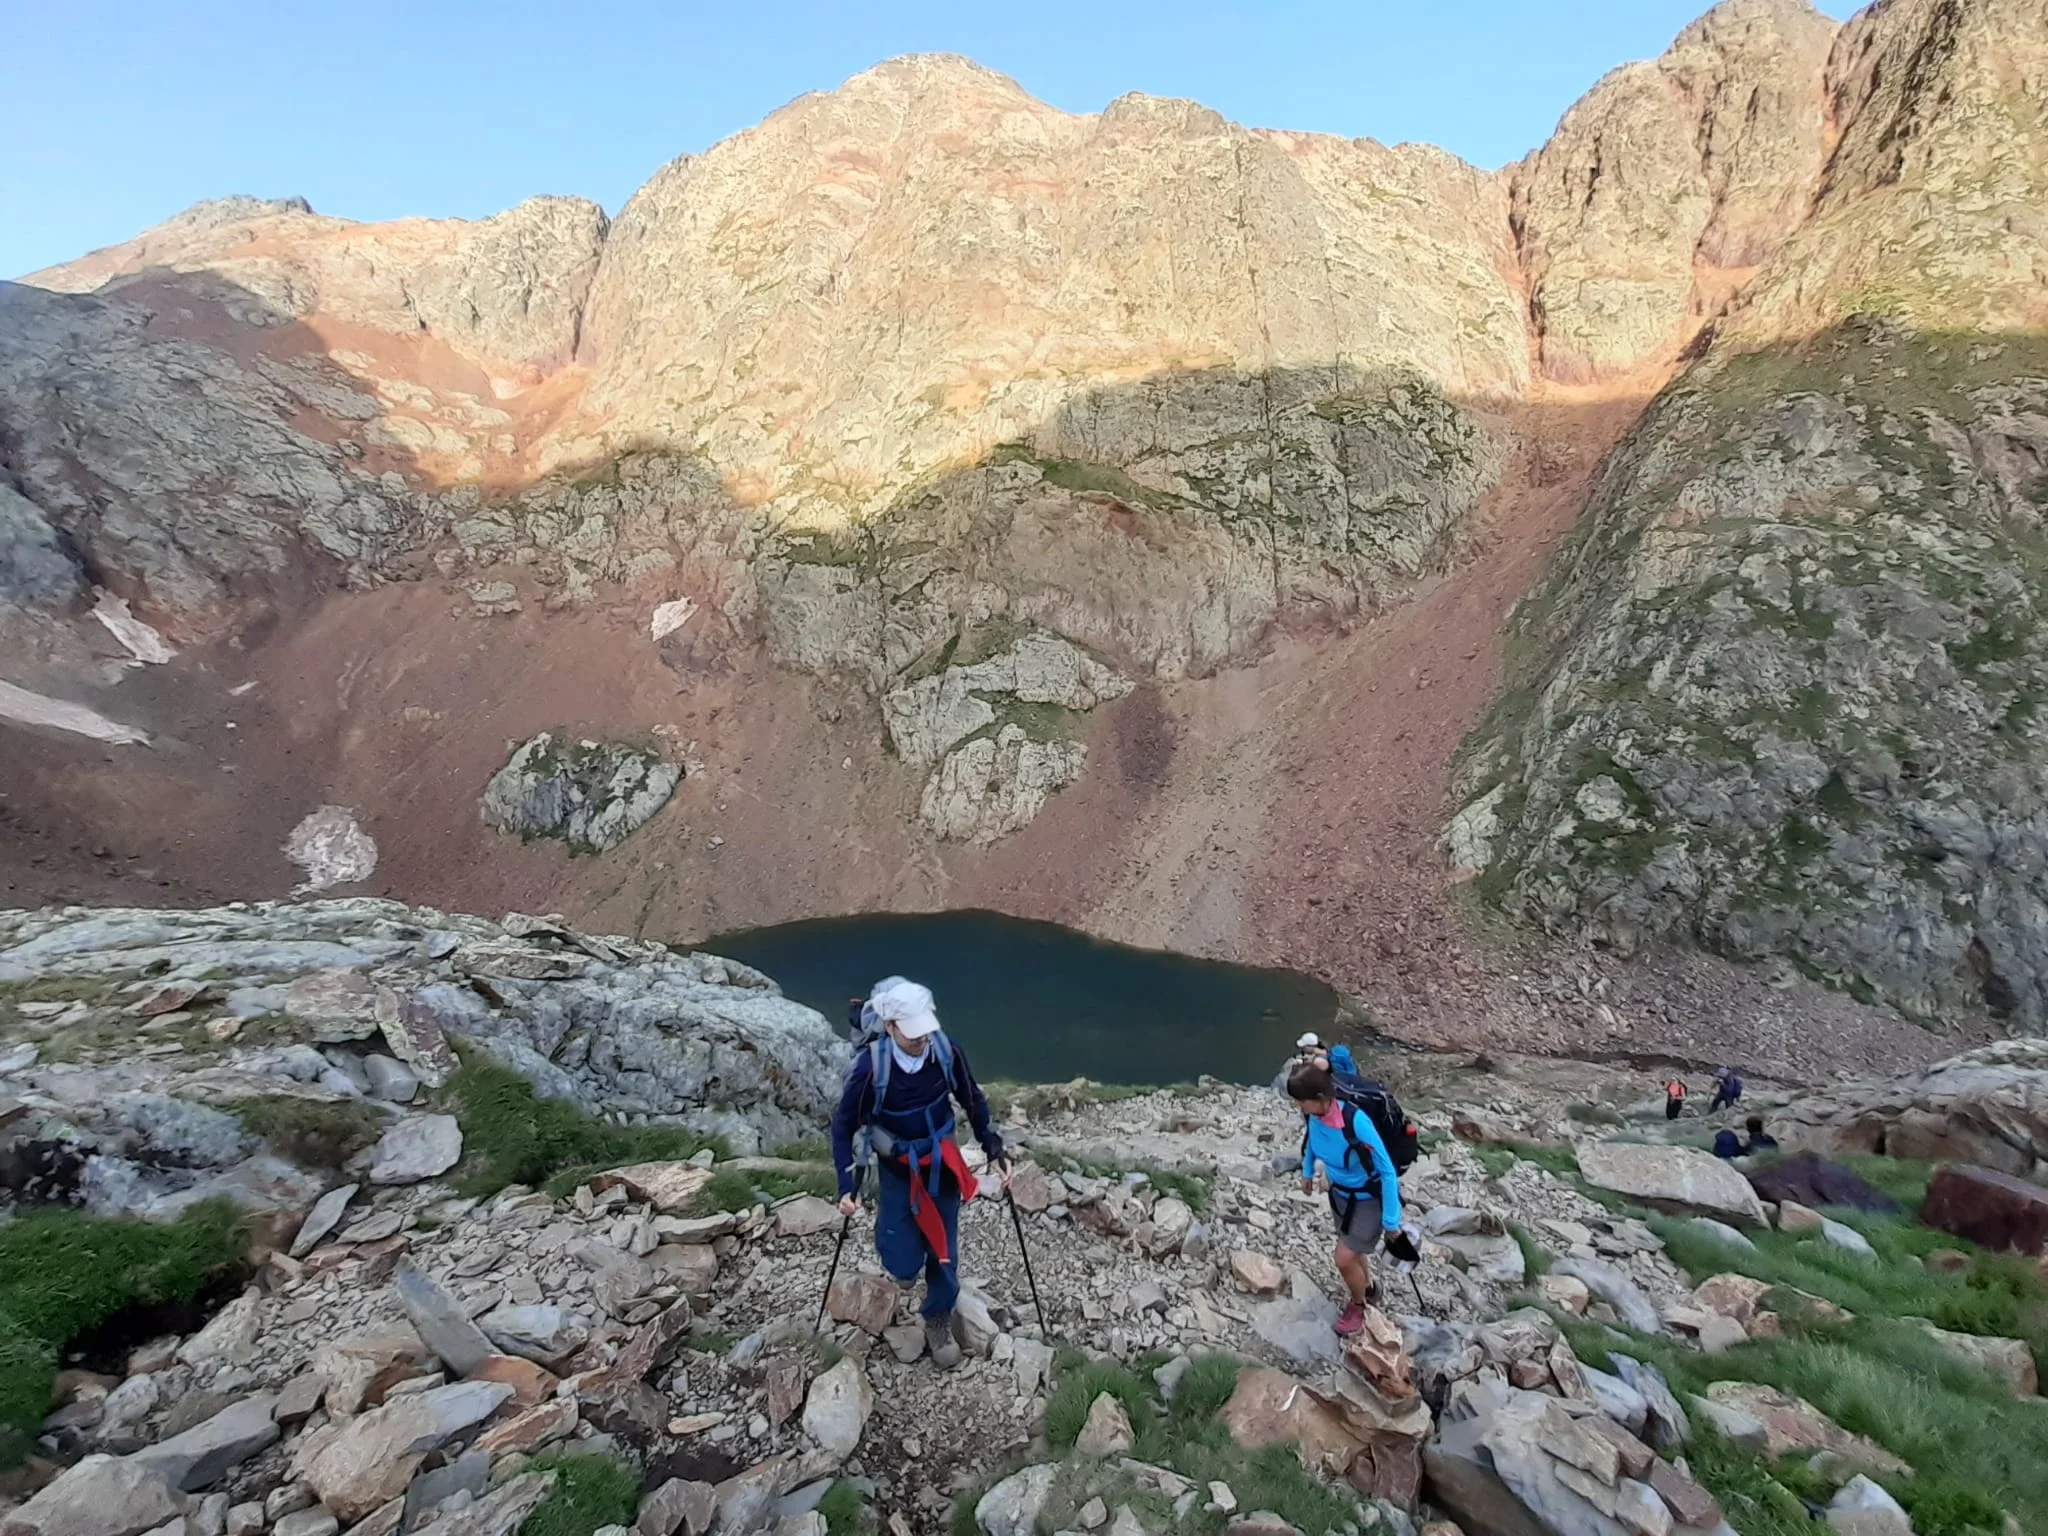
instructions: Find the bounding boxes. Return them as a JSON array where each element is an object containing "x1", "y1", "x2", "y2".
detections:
[{"x1": 704, "y1": 908, "x2": 1339, "y2": 1086}]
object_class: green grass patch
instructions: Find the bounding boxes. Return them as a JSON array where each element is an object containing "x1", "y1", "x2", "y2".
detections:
[
  {"x1": 1035, "y1": 1351, "x2": 1368, "y2": 1535},
  {"x1": 1830, "y1": 1154, "x2": 1938, "y2": 1210},
  {"x1": 442, "y1": 1056, "x2": 726, "y2": 1198},
  {"x1": 519, "y1": 1452, "x2": 642, "y2": 1536},
  {"x1": 1508, "y1": 1222, "x2": 1553, "y2": 1278},
  {"x1": 0, "y1": 1201, "x2": 247, "y2": 1452},
  {"x1": 1471, "y1": 1140, "x2": 1582, "y2": 1182},
  {"x1": 1045, "y1": 1356, "x2": 1158, "y2": 1451},
  {"x1": 1650, "y1": 1207, "x2": 2048, "y2": 1361},
  {"x1": 684, "y1": 1327, "x2": 740, "y2": 1357},
  {"x1": 1557, "y1": 1173, "x2": 2048, "y2": 1535},
  {"x1": 1565, "y1": 1101, "x2": 1626, "y2": 1127},
  {"x1": 816, "y1": 1480, "x2": 872, "y2": 1536},
  {"x1": 227, "y1": 1095, "x2": 387, "y2": 1170},
  {"x1": 691, "y1": 1166, "x2": 835, "y2": 1214}
]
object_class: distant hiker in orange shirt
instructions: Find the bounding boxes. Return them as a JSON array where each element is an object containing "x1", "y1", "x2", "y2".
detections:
[{"x1": 1664, "y1": 1077, "x2": 1687, "y2": 1121}]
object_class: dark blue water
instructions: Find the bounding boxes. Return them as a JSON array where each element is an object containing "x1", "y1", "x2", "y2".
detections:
[{"x1": 703, "y1": 909, "x2": 1339, "y2": 1086}]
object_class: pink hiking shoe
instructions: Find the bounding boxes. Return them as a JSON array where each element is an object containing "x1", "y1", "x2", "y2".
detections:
[{"x1": 1334, "y1": 1301, "x2": 1366, "y2": 1337}]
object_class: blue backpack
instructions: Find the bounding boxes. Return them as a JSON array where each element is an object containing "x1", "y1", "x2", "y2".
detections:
[
  {"x1": 856, "y1": 1032, "x2": 960, "y2": 1197},
  {"x1": 1304, "y1": 1045, "x2": 1421, "y2": 1175}
]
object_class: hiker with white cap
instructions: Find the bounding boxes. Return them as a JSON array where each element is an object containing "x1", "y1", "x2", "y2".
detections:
[{"x1": 828, "y1": 977, "x2": 1006, "y2": 1369}]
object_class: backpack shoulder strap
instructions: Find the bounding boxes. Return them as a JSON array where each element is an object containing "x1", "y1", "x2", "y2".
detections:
[
  {"x1": 932, "y1": 1031, "x2": 955, "y2": 1077},
  {"x1": 868, "y1": 1038, "x2": 890, "y2": 1109},
  {"x1": 1342, "y1": 1106, "x2": 1376, "y2": 1174}
]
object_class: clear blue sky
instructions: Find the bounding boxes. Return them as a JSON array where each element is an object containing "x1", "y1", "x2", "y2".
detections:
[{"x1": 2, "y1": 0, "x2": 1858, "y2": 280}]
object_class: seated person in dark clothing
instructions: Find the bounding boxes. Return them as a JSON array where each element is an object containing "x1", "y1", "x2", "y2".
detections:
[
  {"x1": 1743, "y1": 1115, "x2": 1779, "y2": 1154},
  {"x1": 1712, "y1": 1128, "x2": 1743, "y2": 1160}
]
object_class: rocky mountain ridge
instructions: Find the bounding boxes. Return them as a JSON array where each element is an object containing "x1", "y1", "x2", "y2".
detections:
[
  {"x1": 4, "y1": 0, "x2": 2047, "y2": 1043},
  {"x1": 1454, "y1": 0, "x2": 2048, "y2": 1027}
]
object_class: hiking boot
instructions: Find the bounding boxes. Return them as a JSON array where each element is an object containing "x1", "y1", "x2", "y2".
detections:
[
  {"x1": 1334, "y1": 1301, "x2": 1366, "y2": 1337},
  {"x1": 925, "y1": 1314, "x2": 963, "y2": 1370}
]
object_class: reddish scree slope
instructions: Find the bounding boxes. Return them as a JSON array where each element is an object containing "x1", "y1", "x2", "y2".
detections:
[{"x1": 0, "y1": 376, "x2": 1981, "y2": 1087}]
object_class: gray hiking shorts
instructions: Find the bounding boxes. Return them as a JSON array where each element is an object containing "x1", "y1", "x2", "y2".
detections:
[{"x1": 1328, "y1": 1186, "x2": 1382, "y2": 1256}]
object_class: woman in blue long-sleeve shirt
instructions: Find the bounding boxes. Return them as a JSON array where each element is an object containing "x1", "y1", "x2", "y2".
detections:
[
  {"x1": 1288, "y1": 1058, "x2": 1404, "y2": 1337},
  {"x1": 829, "y1": 978, "x2": 1005, "y2": 1370}
]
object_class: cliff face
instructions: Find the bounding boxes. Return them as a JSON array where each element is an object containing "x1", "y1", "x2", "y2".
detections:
[
  {"x1": 1457, "y1": 0, "x2": 2048, "y2": 1028},
  {"x1": 1509, "y1": 0, "x2": 1839, "y2": 381},
  {"x1": 5, "y1": 0, "x2": 2044, "y2": 1044}
]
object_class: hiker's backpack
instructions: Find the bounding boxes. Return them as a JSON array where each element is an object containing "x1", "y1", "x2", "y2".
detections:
[
  {"x1": 854, "y1": 1030, "x2": 961, "y2": 1179},
  {"x1": 1305, "y1": 1047, "x2": 1422, "y2": 1177},
  {"x1": 850, "y1": 975, "x2": 911, "y2": 1045},
  {"x1": 867, "y1": 1030, "x2": 956, "y2": 1106}
]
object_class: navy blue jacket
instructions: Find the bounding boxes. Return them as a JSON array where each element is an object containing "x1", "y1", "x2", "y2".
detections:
[{"x1": 830, "y1": 1038, "x2": 1003, "y2": 1197}]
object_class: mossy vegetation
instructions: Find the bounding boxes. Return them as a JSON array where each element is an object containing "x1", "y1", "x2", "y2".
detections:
[
  {"x1": 816, "y1": 1480, "x2": 873, "y2": 1536},
  {"x1": 694, "y1": 1164, "x2": 835, "y2": 1214},
  {"x1": 1027, "y1": 1352, "x2": 1360, "y2": 1536},
  {"x1": 0, "y1": 1200, "x2": 247, "y2": 1453},
  {"x1": 991, "y1": 445, "x2": 1184, "y2": 514},
  {"x1": 518, "y1": 1452, "x2": 643, "y2": 1536},
  {"x1": 227, "y1": 1095, "x2": 386, "y2": 1170},
  {"x1": 442, "y1": 1056, "x2": 725, "y2": 1198}
]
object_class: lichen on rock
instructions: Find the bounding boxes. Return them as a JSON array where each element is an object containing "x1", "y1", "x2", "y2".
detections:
[{"x1": 481, "y1": 732, "x2": 681, "y2": 854}]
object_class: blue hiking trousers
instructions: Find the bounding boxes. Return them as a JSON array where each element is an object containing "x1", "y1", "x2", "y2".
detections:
[{"x1": 873, "y1": 1161, "x2": 961, "y2": 1319}]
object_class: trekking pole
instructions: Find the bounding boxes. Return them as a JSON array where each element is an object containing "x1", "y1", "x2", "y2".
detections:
[
  {"x1": 816, "y1": 1170, "x2": 863, "y2": 1334},
  {"x1": 1005, "y1": 1174, "x2": 1049, "y2": 1335}
]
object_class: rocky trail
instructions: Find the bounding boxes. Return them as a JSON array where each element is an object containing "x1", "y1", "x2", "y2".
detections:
[
  {"x1": 7, "y1": 0, "x2": 2047, "y2": 1055},
  {"x1": 1, "y1": 899, "x2": 2044, "y2": 1536}
]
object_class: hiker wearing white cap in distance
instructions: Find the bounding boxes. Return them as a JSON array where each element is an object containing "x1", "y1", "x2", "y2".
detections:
[{"x1": 828, "y1": 977, "x2": 1006, "y2": 1369}]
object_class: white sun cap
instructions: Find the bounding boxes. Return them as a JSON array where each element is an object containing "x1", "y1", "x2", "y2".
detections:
[
  {"x1": 1296, "y1": 1032, "x2": 1323, "y2": 1051},
  {"x1": 869, "y1": 977, "x2": 941, "y2": 1039}
]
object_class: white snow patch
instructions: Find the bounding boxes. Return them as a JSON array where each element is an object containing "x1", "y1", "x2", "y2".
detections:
[
  {"x1": 651, "y1": 596, "x2": 697, "y2": 642},
  {"x1": 91, "y1": 591, "x2": 175, "y2": 664},
  {"x1": 0, "y1": 680, "x2": 149, "y2": 745},
  {"x1": 285, "y1": 805, "x2": 379, "y2": 893}
]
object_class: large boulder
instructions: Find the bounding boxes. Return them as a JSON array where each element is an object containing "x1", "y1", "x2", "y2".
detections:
[
  {"x1": 798, "y1": 1358, "x2": 872, "y2": 1461},
  {"x1": 479, "y1": 1303, "x2": 580, "y2": 1364},
  {"x1": 131, "y1": 1393, "x2": 280, "y2": 1490},
  {"x1": 394, "y1": 1261, "x2": 496, "y2": 1376},
  {"x1": 1576, "y1": 1142, "x2": 1768, "y2": 1226},
  {"x1": 368, "y1": 1115, "x2": 463, "y2": 1185},
  {"x1": 974, "y1": 1465, "x2": 1058, "y2": 1536},
  {"x1": 1226, "y1": 1308, "x2": 1430, "y2": 1510},
  {"x1": 1701, "y1": 1382, "x2": 1908, "y2": 1474},
  {"x1": 1547, "y1": 1257, "x2": 1663, "y2": 1336},
  {"x1": 0, "y1": 1454, "x2": 185, "y2": 1536},
  {"x1": 590, "y1": 1162, "x2": 713, "y2": 1214},
  {"x1": 1076, "y1": 1393, "x2": 1136, "y2": 1457},
  {"x1": 1780, "y1": 1041, "x2": 2048, "y2": 1175},
  {"x1": 481, "y1": 733, "x2": 681, "y2": 853},
  {"x1": 1921, "y1": 1164, "x2": 2048, "y2": 1256},
  {"x1": 294, "y1": 1379, "x2": 516, "y2": 1519},
  {"x1": 1746, "y1": 1152, "x2": 1900, "y2": 1216},
  {"x1": 1918, "y1": 1324, "x2": 2039, "y2": 1396}
]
